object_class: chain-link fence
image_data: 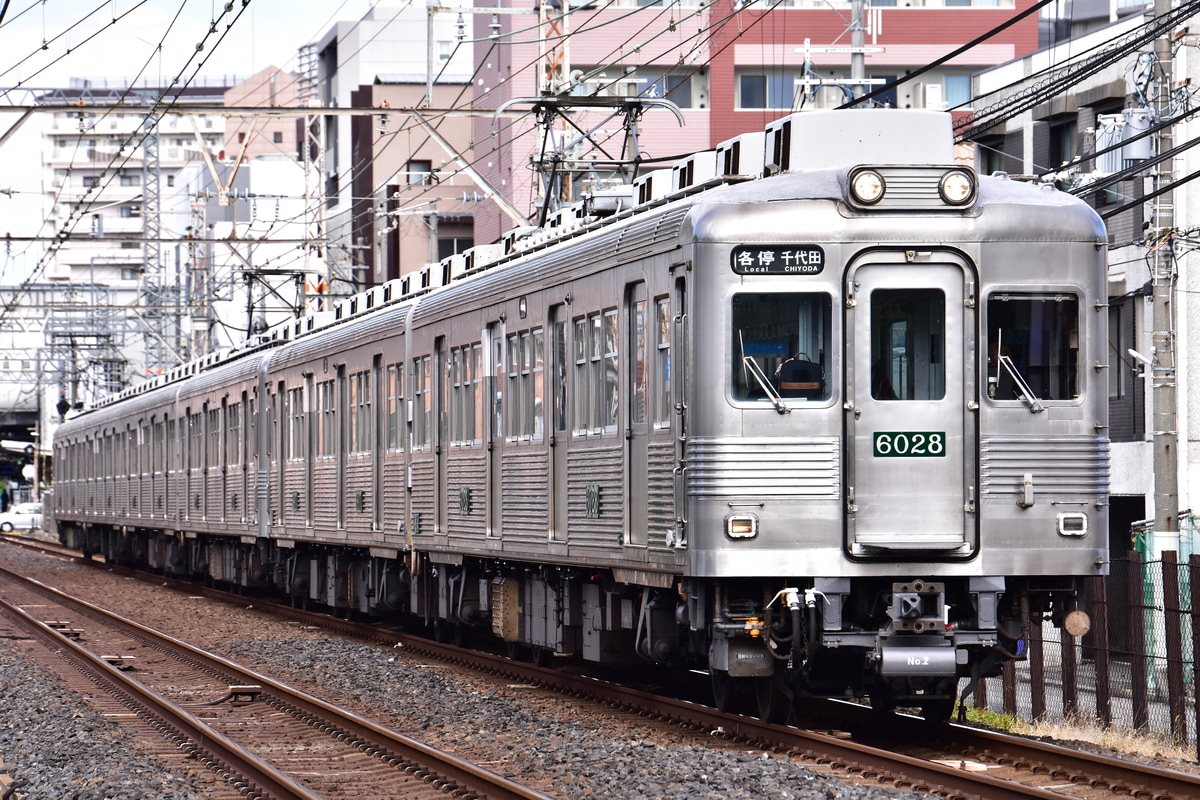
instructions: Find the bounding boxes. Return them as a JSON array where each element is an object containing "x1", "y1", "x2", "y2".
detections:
[{"x1": 969, "y1": 536, "x2": 1200, "y2": 757}]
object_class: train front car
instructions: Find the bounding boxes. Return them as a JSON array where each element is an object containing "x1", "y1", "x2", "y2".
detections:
[{"x1": 685, "y1": 110, "x2": 1109, "y2": 721}]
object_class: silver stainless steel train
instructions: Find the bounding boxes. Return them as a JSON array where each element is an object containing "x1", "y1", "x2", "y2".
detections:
[{"x1": 50, "y1": 110, "x2": 1109, "y2": 721}]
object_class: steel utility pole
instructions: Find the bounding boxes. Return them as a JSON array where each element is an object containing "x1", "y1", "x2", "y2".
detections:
[
  {"x1": 1150, "y1": 0, "x2": 1179, "y2": 551},
  {"x1": 851, "y1": 0, "x2": 866, "y2": 99}
]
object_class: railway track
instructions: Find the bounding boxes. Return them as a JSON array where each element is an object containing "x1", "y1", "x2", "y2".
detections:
[
  {"x1": 0, "y1": 558, "x2": 554, "y2": 800},
  {"x1": 4, "y1": 534, "x2": 1199, "y2": 800}
]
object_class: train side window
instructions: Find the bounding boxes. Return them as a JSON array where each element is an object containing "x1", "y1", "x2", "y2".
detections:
[
  {"x1": 572, "y1": 317, "x2": 588, "y2": 434},
  {"x1": 316, "y1": 380, "x2": 336, "y2": 458},
  {"x1": 732, "y1": 292, "x2": 831, "y2": 403},
  {"x1": 228, "y1": 403, "x2": 241, "y2": 467},
  {"x1": 386, "y1": 364, "x2": 403, "y2": 451},
  {"x1": 287, "y1": 387, "x2": 305, "y2": 461},
  {"x1": 413, "y1": 356, "x2": 432, "y2": 449},
  {"x1": 870, "y1": 288, "x2": 945, "y2": 401},
  {"x1": 449, "y1": 345, "x2": 483, "y2": 446},
  {"x1": 654, "y1": 298, "x2": 671, "y2": 429},
  {"x1": 986, "y1": 292, "x2": 1080, "y2": 401},
  {"x1": 552, "y1": 321, "x2": 567, "y2": 434}
]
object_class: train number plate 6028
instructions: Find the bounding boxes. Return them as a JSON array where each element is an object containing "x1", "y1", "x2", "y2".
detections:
[{"x1": 872, "y1": 432, "x2": 946, "y2": 457}]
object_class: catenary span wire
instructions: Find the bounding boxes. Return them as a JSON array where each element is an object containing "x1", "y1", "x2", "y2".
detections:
[
  {"x1": 838, "y1": 0, "x2": 1054, "y2": 111},
  {"x1": 338, "y1": 0, "x2": 760, "y2": 251},
  {"x1": 0, "y1": 0, "x2": 151, "y2": 94},
  {"x1": 958, "y1": 0, "x2": 1200, "y2": 140},
  {"x1": 0, "y1": 0, "x2": 169, "y2": 283},
  {"x1": 0, "y1": 0, "x2": 257, "y2": 329},
  {"x1": 166, "y1": 0, "x2": 725, "y2": 259},
  {"x1": 255, "y1": 0, "x2": 770, "y2": 270},
  {"x1": 293, "y1": 0, "x2": 702, "y2": 253},
  {"x1": 961, "y1": 14, "x2": 1195, "y2": 139}
]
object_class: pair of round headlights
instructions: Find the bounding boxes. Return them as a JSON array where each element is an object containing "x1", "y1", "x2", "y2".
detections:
[{"x1": 849, "y1": 168, "x2": 976, "y2": 206}]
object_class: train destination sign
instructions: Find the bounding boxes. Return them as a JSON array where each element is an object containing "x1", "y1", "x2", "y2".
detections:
[{"x1": 731, "y1": 245, "x2": 825, "y2": 275}]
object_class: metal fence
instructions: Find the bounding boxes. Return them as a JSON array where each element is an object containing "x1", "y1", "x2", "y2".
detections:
[{"x1": 969, "y1": 550, "x2": 1200, "y2": 758}]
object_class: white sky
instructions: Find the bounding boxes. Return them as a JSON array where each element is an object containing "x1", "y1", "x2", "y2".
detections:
[
  {"x1": 0, "y1": 0, "x2": 381, "y2": 90},
  {"x1": 0, "y1": 1, "x2": 386, "y2": 280}
]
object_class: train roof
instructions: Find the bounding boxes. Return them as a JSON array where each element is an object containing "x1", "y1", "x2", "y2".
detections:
[{"x1": 71, "y1": 109, "x2": 1102, "y2": 420}]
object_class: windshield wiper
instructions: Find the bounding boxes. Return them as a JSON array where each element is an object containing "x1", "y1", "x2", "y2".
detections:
[
  {"x1": 997, "y1": 354, "x2": 1044, "y2": 413},
  {"x1": 742, "y1": 355, "x2": 791, "y2": 414}
]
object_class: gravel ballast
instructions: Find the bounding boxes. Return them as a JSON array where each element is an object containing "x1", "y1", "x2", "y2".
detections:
[
  {"x1": 0, "y1": 542, "x2": 935, "y2": 799},
  {"x1": 0, "y1": 638, "x2": 209, "y2": 800}
]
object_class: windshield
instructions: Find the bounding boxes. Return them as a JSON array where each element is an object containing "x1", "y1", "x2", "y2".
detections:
[
  {"x1": 732, "y1": 292, "x2": 832, "y2": 403},
  {"x1": 986, "y1": 293, "x2": 1080, "y2": 402}
]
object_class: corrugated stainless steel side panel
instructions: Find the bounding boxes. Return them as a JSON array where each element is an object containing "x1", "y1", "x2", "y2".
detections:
[
  {"x1": 312, "y1": 460, "x2": 338, "y2": 529},
  {"x1": 346, "y1": 459, "x2": 374, "y2": 534},
  {"x1": 500, "y1": 450, "x2": 549, "y2": 543},
  {"x1": 410, "y1": 456, "x2": 435, "y2": 536},
  {"x1": 647, "y1": 439, "x2": 676, "y2": 548},
  {"x1": 980, "y1": 436, "x2": 1109, "y2": 495},
  {"x1": 206, "y1": 472, "x2": 224, "y2": 523},
  {"x1": 282, "y1": 464, "x2": 305, "y2": 527},
  {"x1": 447, "y1": 452, "x2": 487, "y2": 538},
  {"x1": 382, "y1": 458, "x2": 405, "y2": 533},
  {"x1": 567, "y1": 444, "x2": 625, "y2": 546},
  {"x1": 687, "y1": 437, "x2": 840, "y2": 497}
]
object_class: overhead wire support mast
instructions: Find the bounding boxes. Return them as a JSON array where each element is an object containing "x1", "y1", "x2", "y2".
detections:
[
  {"x1": 1151, "y1": 0, "x2": 1180, "y2": 551},
  {"x1": 493, "y1": 96, "x2": 685, "y2": 226}
]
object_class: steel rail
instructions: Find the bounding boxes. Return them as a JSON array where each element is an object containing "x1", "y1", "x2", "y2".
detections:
[
  {"x1": 0, "y1": 562, "x2": 554, "y2": 800},
  {"x1": 0, "y1": 591, "x2": 323, "y2": 800},
  {"x1": 9, "y1": 538, "x2": 1198, "y2": 800}
]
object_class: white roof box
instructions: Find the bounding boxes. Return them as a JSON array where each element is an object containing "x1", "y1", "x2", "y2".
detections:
[
  {"x1": 715, "y1": 131, "x2": 766, "y2": 180},
  {"x1": 634, "y1": 169, "x2": 673, "y2": 206},
  {"x1": 765, "y1": 110, "x2": 954, "y2": 175},
  {"x1": 672, "y1": 150, "x2": 719, "y2": 192}
]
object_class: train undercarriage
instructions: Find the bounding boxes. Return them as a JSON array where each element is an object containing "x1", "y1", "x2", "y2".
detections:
[{"x1": 59, "y1": 523, "x2": 1085, "y2": 723}]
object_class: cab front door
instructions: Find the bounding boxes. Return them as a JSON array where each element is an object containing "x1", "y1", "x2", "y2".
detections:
[{"x1": 844, "y1": 253, "x2": 976, "y2": 556}]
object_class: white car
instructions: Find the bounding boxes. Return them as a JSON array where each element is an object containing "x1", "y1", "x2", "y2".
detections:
[{"x1": 0, "y1": 502, "x2": 42, "y2": 533}]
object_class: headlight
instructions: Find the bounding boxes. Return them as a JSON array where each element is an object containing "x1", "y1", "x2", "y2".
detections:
[
  {"x1": 939, "y1": 169, "x2": 976, "y2": 205},
  {"x1": 850, "y1": 169, "x2": 886, "y2": 205},
  {"x1": 725, "y1": 514, "x2": 759, "y2": 540}
]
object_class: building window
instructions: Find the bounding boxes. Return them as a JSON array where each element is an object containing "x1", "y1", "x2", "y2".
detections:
[
  {"x1": 739, "y1": 74, "x2": 793, "y2": 110},
  {"x1": 407, "y1": 159, "x2": 432, "y2": 185},
  {"x1": 945, "y1": 75, "x2": 971, "y2": 109},
  {"x1": 119, "y1": 174, "x2": 140, "y2": 186},
  {"x1": 237, "y1": 132, "x2": 246, "y2": 143},
  {"x1": 273, "y1": 131, "x2": 283, "y2": 143}
]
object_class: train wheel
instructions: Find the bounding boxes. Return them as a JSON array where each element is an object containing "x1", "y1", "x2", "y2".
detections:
[
  {"x1": 868, "y1": 685, "x2": 898, "y2": 714},
  {"x1": 710, "y1": 669, "x2": 734, "y2": 713},
  {"x1": 755, "y1": 676, "x2": 788, "y2": 724},
  {"x1": 920, "y1": 678, "x2": 957, "y2": 723}
]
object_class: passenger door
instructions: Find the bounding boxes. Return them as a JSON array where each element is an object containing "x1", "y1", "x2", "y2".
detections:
[{"x1": 844, "y1": 253, "x2": 976, "y2": 556}]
